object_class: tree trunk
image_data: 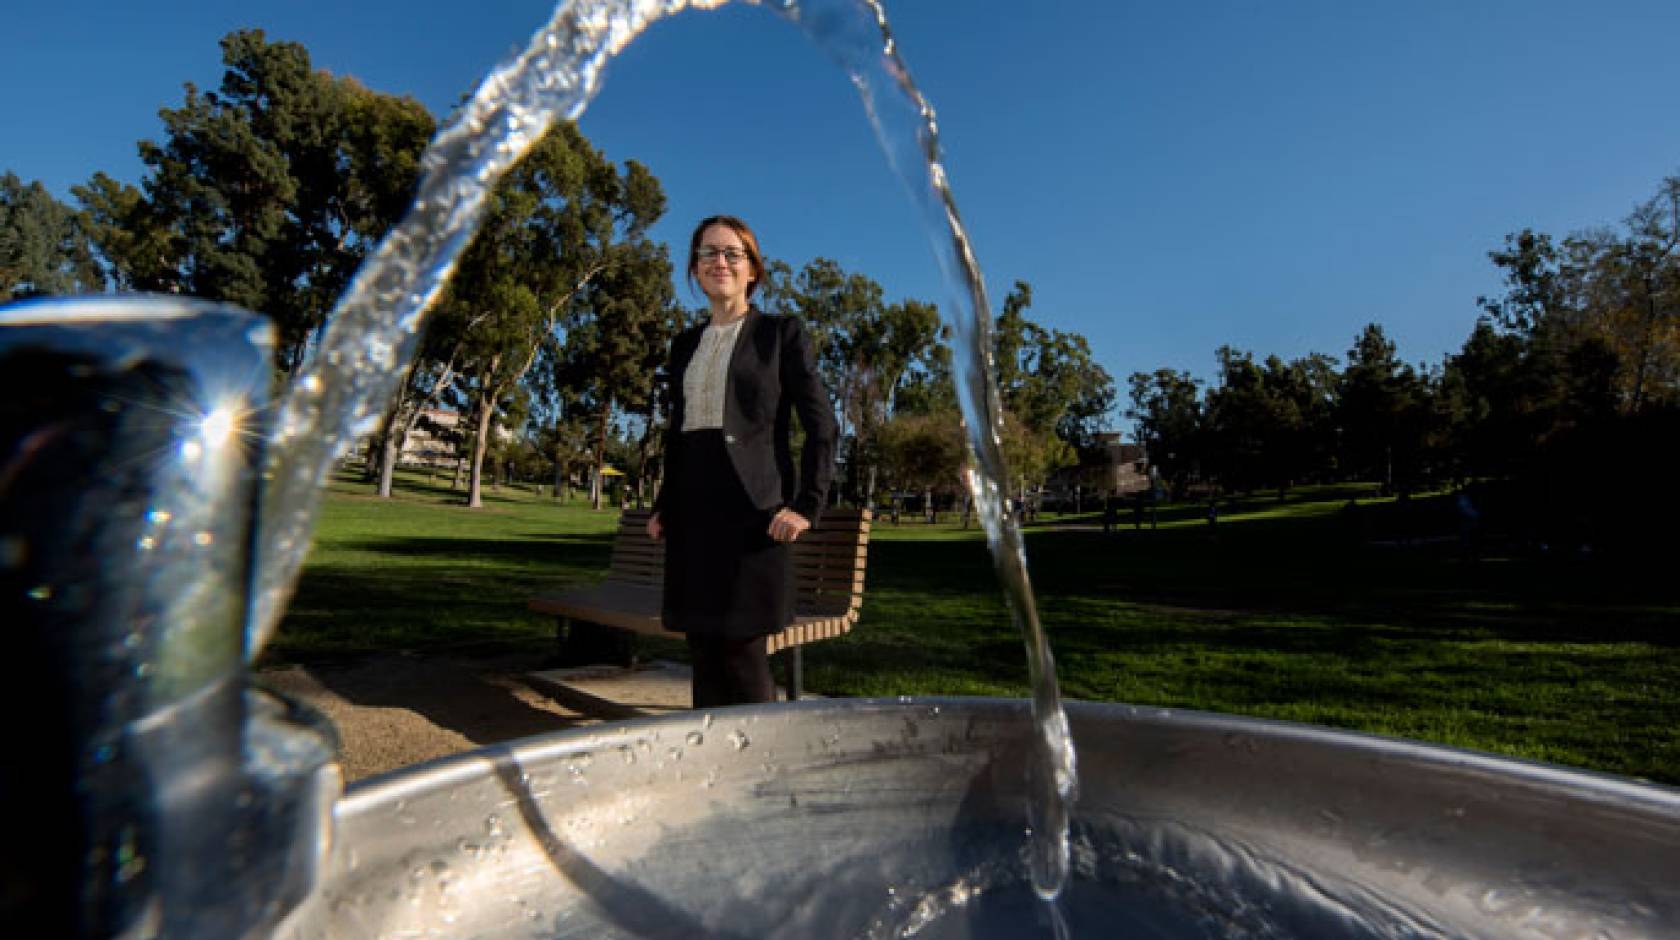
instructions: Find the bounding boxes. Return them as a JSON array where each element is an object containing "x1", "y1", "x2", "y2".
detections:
[
  {"x1": 467, "y1": 392, "x2": 495, "y2": 509},
  {"x1": 590, "y1": 402, "x2": 612, "y2": 511},
  {"x1": 376, "y1": 398, "x2": 420, "y2": 499},
  {"x1": 362, "y1": 435, "x2": 382, "y2": 483},
  {"x1": 377, "y1": 420, "x2": 405, "y2": 498}
]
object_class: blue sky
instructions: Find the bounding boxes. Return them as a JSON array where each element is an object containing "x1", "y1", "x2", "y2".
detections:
[{"x1": 8, "y1": 0, "x2": 1680, "y2": 423}]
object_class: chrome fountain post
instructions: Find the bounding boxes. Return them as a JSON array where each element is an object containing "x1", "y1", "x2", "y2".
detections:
[{"x1": 0, "y1": 297, "x2": 339, "y2": 938}]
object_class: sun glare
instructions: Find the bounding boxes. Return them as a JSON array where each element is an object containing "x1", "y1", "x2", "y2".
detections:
[{"x1": 200, "y1": 405, "x2": 238, "y2": 451}]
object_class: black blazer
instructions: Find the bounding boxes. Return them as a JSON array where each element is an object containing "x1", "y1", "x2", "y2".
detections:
[{"x1": 653, "y1": 308, "x2": 838, "y2": 525}]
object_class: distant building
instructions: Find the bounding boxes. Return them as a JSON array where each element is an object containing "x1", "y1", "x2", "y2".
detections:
[
  {"x1": 353, "y1": 407, "x2": 511, "y2": 468},
  {"x1": 403, "y1": 408, "x2": 463, "y2": 467},
  {"x1": 1047, "y1": 432, "x2": 1151, "y2": 497}
]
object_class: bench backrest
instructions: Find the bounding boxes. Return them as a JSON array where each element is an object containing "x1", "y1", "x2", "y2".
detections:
[{"x1": 608, "y1": 508, "x2": 871, "y2": 618}]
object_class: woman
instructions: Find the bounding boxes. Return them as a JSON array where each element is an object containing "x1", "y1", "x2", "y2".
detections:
[{"x1": 648, "y1": 215, "x2": 837, "y2": 707}]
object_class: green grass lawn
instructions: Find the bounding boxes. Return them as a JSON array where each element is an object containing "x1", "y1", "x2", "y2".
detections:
[{"x1": 270, "y1": 470, "x2": 1680, "y2": 785}]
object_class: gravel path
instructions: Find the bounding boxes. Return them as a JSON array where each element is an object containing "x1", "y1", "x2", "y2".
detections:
[{"x1": 258, "y1": 651, "x2": 602, "y2": 784}]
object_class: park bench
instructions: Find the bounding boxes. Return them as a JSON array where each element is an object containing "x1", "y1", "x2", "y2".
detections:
[{"x1": 527, "y1": 507, "x2": 871, "y2": 701}]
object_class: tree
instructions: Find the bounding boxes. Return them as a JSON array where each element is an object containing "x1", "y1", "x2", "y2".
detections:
[
  {"x1": 1202, "y1": 346, "x2": 1279, "y2": 494},
  {"x1": 1127, "y1": 368, "x2": 1203, "y2": 498},
  {"x1": 1439, "y1": 318, "x2": 1533, "y2": 480},
  {"x1": 999, "y1": 411, "x2": 1075, "y2": 510},
  {"x1": 990, "y1": 280, "x2": 1115, "y2": 452},
  {"x1": 893, "y1": 325, "x2": 958, "y2": 417},
  {"x1": 789, "y1": 257, "x2": 888, "y2": 502},
  {"x1": 72, "y1": 173, "x2": 178, "y2": 292},
  {"x1": 1479, "y1": 174, "x2": 1680, "y2": 419},
  {"x1": 74, "y1": 30, "x2": 434, "y2": 372},
  {"x1": 1337, "y1": 323, "x2": 1432, "y2": 494},
  {"x1": 875, "y1": 409, "x2": 965, "y2": 518},
  {"x1": 1264, "y1": 352, "x2": 1340, "y2": 490},
  {"x1": 368, "y1": 296, "x2": 485, "y2": 497},
  {"x1": 1593, "y1": 178, "x2": 1679, "y2": 412},
  {"x1": 550, "y1": 240, "x2": 683, "y2": 509},
  {"x1": 848, "y1": 298, "x2": 942, "y2": 504},
  {"x1": 0, "y1": 173, "x2": 103, "y2": 298},
  {"x1": 447, "y1": 121, "x2": 666, "y2": 508}
]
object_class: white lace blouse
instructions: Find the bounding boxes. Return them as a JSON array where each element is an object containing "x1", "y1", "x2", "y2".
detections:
[{"x1": 680, "y1": 317, "x2": 746, "y2": 431}]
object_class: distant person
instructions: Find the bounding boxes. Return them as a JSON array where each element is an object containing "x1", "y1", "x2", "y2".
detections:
[
  {"x1": 1457, "y1": 489, "x2": 1481, "y2": 557},
  {"x1": 646, "y1": 215, "x2": 838, "y2": 708}
]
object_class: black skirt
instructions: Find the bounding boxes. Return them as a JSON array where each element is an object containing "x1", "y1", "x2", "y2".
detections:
[{"x1": 662, "y1": 429, "x2": 792, "y2": 638}]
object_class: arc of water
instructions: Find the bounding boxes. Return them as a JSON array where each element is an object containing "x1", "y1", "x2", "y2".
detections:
[
  {"x1": 249, "y1": 0, "x2": 1075, "y2": 905},
  {"x1": 252, "y1": 0, "x2": 728, "y2": 651}
]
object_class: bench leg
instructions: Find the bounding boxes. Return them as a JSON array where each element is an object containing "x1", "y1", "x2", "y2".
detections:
[
  {"x1": 785, "y1": 646, "x2": 803, "y2": 702},
  {"x1": 552, "y1": 618, "x2": 640, "y2": 669}
]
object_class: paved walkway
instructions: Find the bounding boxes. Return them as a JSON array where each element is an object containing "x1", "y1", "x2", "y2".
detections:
[{"x1": 526, "y1": 660, "x2": 695, "y2": 719}]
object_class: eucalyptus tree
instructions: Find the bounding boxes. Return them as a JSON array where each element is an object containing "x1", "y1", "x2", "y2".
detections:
[
  {"x1": 847, "y1": 298, "x2": 943, "y2": 503},
  {"x1": 368, "y1": 295, "x2": 486, "y2": 497},
  {"x1": 447, "y1": 121, "x2": 666, "y2": 508},
  {"x1": 549, "y1": 239, "x2": 683, "y2": 509},
  {"x1": 789, "y1": 257, "x2": 887, "y2": 501},
  {"x1": 990, "y1": 280, "x2": 1116, "y2": 455},
  {"x1": 792, "y1": 257, "x2": 886, "y2": 435},
  {"x1": 1589, "y1": 177, "x2": 1679, "y2": 412}
]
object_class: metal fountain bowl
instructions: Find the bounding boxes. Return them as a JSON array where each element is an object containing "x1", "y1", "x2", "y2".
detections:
[{"x1": 276, "y1": 698, "x2": 1680, "y2": 939}]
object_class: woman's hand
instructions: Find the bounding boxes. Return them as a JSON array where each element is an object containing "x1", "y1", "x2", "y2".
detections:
[
  {"x1": 768, "y1": 508, "x2": 811, "y2": 543},
  {"x1": 647, "y1": 512, "x2": 664, "y2": 541}
]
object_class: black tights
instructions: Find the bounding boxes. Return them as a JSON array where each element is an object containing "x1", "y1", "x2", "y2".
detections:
[{"x1": 686, "y1": 634, "x2": 775, "y2": 708}]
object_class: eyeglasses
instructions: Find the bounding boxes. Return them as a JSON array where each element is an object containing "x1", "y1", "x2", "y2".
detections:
[{"x1": 696, "y1": 247, "x2": 752, "y2": 265}]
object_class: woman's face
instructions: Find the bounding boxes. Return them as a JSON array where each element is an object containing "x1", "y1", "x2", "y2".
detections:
[{"x1": 694, "y1": 224, "x2": 755, "y2": 305}]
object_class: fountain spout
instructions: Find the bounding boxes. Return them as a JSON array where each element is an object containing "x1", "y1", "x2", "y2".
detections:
[{"x1": 0, "y1": 297, "x2": 340, "y2": 938}]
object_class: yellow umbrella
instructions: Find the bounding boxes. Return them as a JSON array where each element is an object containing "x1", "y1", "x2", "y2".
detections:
[{"x1": 599, "y1": 465, "x2": 625, "y2": 477}]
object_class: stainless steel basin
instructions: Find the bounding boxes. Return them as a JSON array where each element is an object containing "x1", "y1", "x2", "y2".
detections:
[{"x1": 277, "y1": 698, "x2": 1679, "y2": 938}]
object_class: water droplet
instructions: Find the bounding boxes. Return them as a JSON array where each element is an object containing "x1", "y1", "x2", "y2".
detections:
[
  {"x1": 686, "y1": 731, "x2": 704, "y2": 746},
  {"x1": 728, "y1": 730, "x2": 750, "y2": 751}
]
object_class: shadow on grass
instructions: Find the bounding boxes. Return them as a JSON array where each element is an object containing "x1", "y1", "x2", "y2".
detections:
[{"x1": 339, "y1": 531, "x2": 617, "y2": 564}]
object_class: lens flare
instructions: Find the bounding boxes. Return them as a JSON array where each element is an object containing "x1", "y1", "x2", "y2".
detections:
[{"x1": 200, "y1": 405, "x2": 238, "y2": 451}]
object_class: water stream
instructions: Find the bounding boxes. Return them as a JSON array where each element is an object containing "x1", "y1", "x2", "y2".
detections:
[{"x1": 251, "y1": 0, "x2": 1075, "y2": 932}]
